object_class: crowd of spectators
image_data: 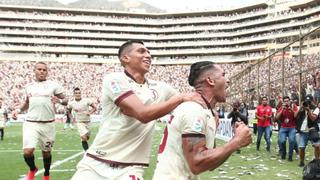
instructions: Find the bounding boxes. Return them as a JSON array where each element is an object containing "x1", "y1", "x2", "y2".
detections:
[
  {"x1": 0, "y1": 60, "x2": 247, "y2": 114},
  {"x1": 229, "y1": 52, "x2": 320, "y2": 109},
  {"x1": 0, "y1": 52, "x2": 319, "y2": 114}
]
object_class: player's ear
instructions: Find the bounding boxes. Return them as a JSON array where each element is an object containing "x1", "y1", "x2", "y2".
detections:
[
  {"x1": 207, "y1": 77, "x2": 215, "y2": 86},
  {"x1": 122, "y1": 55, "x2": 130, "y2": 64}
]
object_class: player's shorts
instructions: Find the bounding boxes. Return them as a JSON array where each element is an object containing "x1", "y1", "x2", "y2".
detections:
[
  {"x1": 153, "y1": 161, "x2": 199, "y2": 180},
  {"x1": 23, "y1": 121, "x2": 55, "y2": 151},
  {"x1": 76, "y1": 122, "x2": 91, "y2": 137},
  {"x1": 0, "y1": 121, "x2": 5, "y2": 128},
  {"x1": 71, "y1": 155, "x2": 145, "y2": 180}
]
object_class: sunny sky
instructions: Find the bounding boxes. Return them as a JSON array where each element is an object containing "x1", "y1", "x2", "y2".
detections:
[{"x1": 56, "y1": 0, "x2": 265, "y2": 12}]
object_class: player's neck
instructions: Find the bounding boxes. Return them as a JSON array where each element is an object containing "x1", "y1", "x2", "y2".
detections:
[
  {"x1": 196, "y1": 89, "x2": 216, "y2": 108},
  {"x1": 124, "y1": 69, "x2": 145, "y2": 84},
  {"x1": 75, "y1": 98, "x2": 81, "y2": 101},
  {"x1": 36, "y1": 79, "x2": 46, "y2": 82}
]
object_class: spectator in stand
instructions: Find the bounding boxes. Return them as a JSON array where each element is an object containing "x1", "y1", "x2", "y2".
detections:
[{"x1": 315, "y1": 71, "x2": 320, "y2": 105}]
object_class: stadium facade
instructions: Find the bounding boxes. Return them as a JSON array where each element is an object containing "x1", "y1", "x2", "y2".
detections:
[{"x1": 0, "y1": 0, "x2": 319, "y2": 65}]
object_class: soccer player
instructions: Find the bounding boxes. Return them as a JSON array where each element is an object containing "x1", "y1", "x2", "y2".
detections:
[
  {"x1": 63, "y1": 106, "x2": 74, "y2": 130},
  {"x1": 153, "y1": 61, "x2": 252, "y2": 180},
  {"x1": 0, "y1": 97, "x2": 9, "y2": 141},
  {"x1": 67, "y1": 87, "x2": 96, "y2": 151},
  {"x1": 12, "y1": 62, "x2": 67, "y2": 180},
  {"x1": 71, "y1": 40, "x2": 203, "y2": 180}
]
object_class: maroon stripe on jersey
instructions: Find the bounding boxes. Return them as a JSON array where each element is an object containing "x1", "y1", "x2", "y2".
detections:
[
  {"x1": 158, "y1": 126, "x2": 168, "y2": 154},
  {"x1": 182, "y1": 134, "x2": 205, "y2": 138},
  {"x1": 158, "y1": 115, "x2": 174, "y2": 154},
  {"x1": 86, "y1": 153, "x2": 149, "y2": 167},
  {"x1": 114, "y1": 90, "x2": 134, "y2": 106}
]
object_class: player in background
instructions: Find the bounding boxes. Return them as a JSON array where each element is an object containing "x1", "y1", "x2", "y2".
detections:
[
  {"x1": 0, "y1": 97, "x2": 9, "y2": 141},
  {"x1": 67, "y1": 87, "x2": 97, "y2": 151},
  {"x1": 12, "y1": 62, "x2": 67, "y2": 180}
]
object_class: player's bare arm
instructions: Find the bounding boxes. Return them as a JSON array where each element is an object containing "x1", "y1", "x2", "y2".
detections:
[
  {"x1": 67, "y1": 107, "x2": 76, "y2": 123},
  {"x1": 12, "y1": 97, "x2": 29, "y2": 119},
  {"x1": 119, "y1": 92, "x2": 204, "y2": 123},
  {"x1": 4, "y1": 110, "x2": 8, "y2": 122},
  {"x1": 52, "y1": 93, "x2": 68, "y2": 106},
  {"x1": 88, "y1": 103, "x2": 97, "y2": 115},
  {"x1": 182, "y1": 123, "x2": 252, "y2": 174}
]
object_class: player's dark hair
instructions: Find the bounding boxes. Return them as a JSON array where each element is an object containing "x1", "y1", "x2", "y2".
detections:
[
  {"x1": 34, "y1": 61, "x2": 47, "y2": 69},
  {"x1": 118, "y1": 40, "x2": 144, "y2": 59},
  {"x1": 188, "y1": 61, "x2": 215, "y2": 87},
  {"x1": 73, "y1": 87, "x2": 80, "y2": 92}
]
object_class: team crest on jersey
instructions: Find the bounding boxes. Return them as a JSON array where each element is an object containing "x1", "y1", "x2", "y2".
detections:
[
  {"x1": 110, "y1": 80, "x2": 121, "y2": 94},
  {"x1": 150, "y1": 89, "x2": 159, "y2": 100},
  {"x1": 192, "y1": 118, "x2": 204, "y2": 133}
]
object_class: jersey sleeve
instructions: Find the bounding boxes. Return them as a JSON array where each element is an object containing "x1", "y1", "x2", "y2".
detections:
[
  {"x1": 67, "y1": 102, "x2": 72, "y2": 109},
  {"x1": 54, "y1": 81, "x2": 64, "y2": 95},
  {"x1": 160, "y1": 82, "x2": 179, "y2": 100},
  {"x1": 180, "y1": 105, "x2": 207, "y2": 135},
  {"x1": 102, "y1": 74, "x2": 134, "y2": 105},
  {"x1": 87, "y1": 98, "x2": 94, "y2": 106}
]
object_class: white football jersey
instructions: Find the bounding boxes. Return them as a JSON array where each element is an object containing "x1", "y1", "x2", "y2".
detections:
[
  {"x1": 0, "y1": 107, "x2": 8, "y2": 127},
  {"x1": 68, "y1": 98, "x2": 93, "y2": 122},
  {"x1": 87, "y1": 71, "x2": 178, "y2": 166},
  {"x1": 153, "y1": 101, "x2": 217, "y2": 180},
  {"x1": 25, "y1": 80, "x2": 64, "y2": 121}
]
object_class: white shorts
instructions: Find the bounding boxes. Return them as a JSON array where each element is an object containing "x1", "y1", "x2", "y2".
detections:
[
  {"x1": 153, "y1": 163, "x2": 199, "y2": 180},
  {"x1": 76, "y1": 122, "x2": 90, "y2": 137},
  {"x1": 23, "y1": 121, "x2": 55, "y2": 151},
  {"x1": 0, "y1": 121, "x2": 5, "y2": 128},
  {"x1": 72, "y1": 156, "x2": 145, "y2": 180}
]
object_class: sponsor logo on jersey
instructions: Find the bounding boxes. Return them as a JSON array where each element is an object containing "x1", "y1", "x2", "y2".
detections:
[
  {"x1": 96, "y1": 150, "x2": 107, "y2": 156},
  {"x1": 150, "y1": 89, "x2": 159, "y2": 100},
  {"x1": 110, "y1": 80, "x2": 121, "y2": 94},
  {"x1": 192, "y1": 118, "x2": 204, "y2": 133}
]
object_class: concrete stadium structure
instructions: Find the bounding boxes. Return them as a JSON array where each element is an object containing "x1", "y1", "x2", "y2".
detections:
[{"x1": 0, "y1": 0, "x2": 319, "y2": 65}]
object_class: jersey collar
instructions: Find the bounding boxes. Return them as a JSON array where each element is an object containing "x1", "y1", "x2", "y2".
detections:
[{"x1": 124, "y1": 70, "x2": 147, "y2": 85}]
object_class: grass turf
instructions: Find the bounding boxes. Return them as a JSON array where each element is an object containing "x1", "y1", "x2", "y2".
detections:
[{"x1": 0, "y1": 122, "x2": 310, "y2": 180}]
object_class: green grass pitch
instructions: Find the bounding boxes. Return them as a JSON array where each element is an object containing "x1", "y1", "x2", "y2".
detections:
[{"x1": 0, "y1": 122, "x2": 309, "y2": 180}]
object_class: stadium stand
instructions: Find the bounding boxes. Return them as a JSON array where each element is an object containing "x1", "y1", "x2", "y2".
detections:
[{"x1": 0, "y1": 0, "x2": 319, "y2": 112}]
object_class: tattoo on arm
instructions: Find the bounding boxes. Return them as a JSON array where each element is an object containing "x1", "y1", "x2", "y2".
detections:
[{"x1": 183, "y1": 136, "x2": 207, "y2": 156}]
